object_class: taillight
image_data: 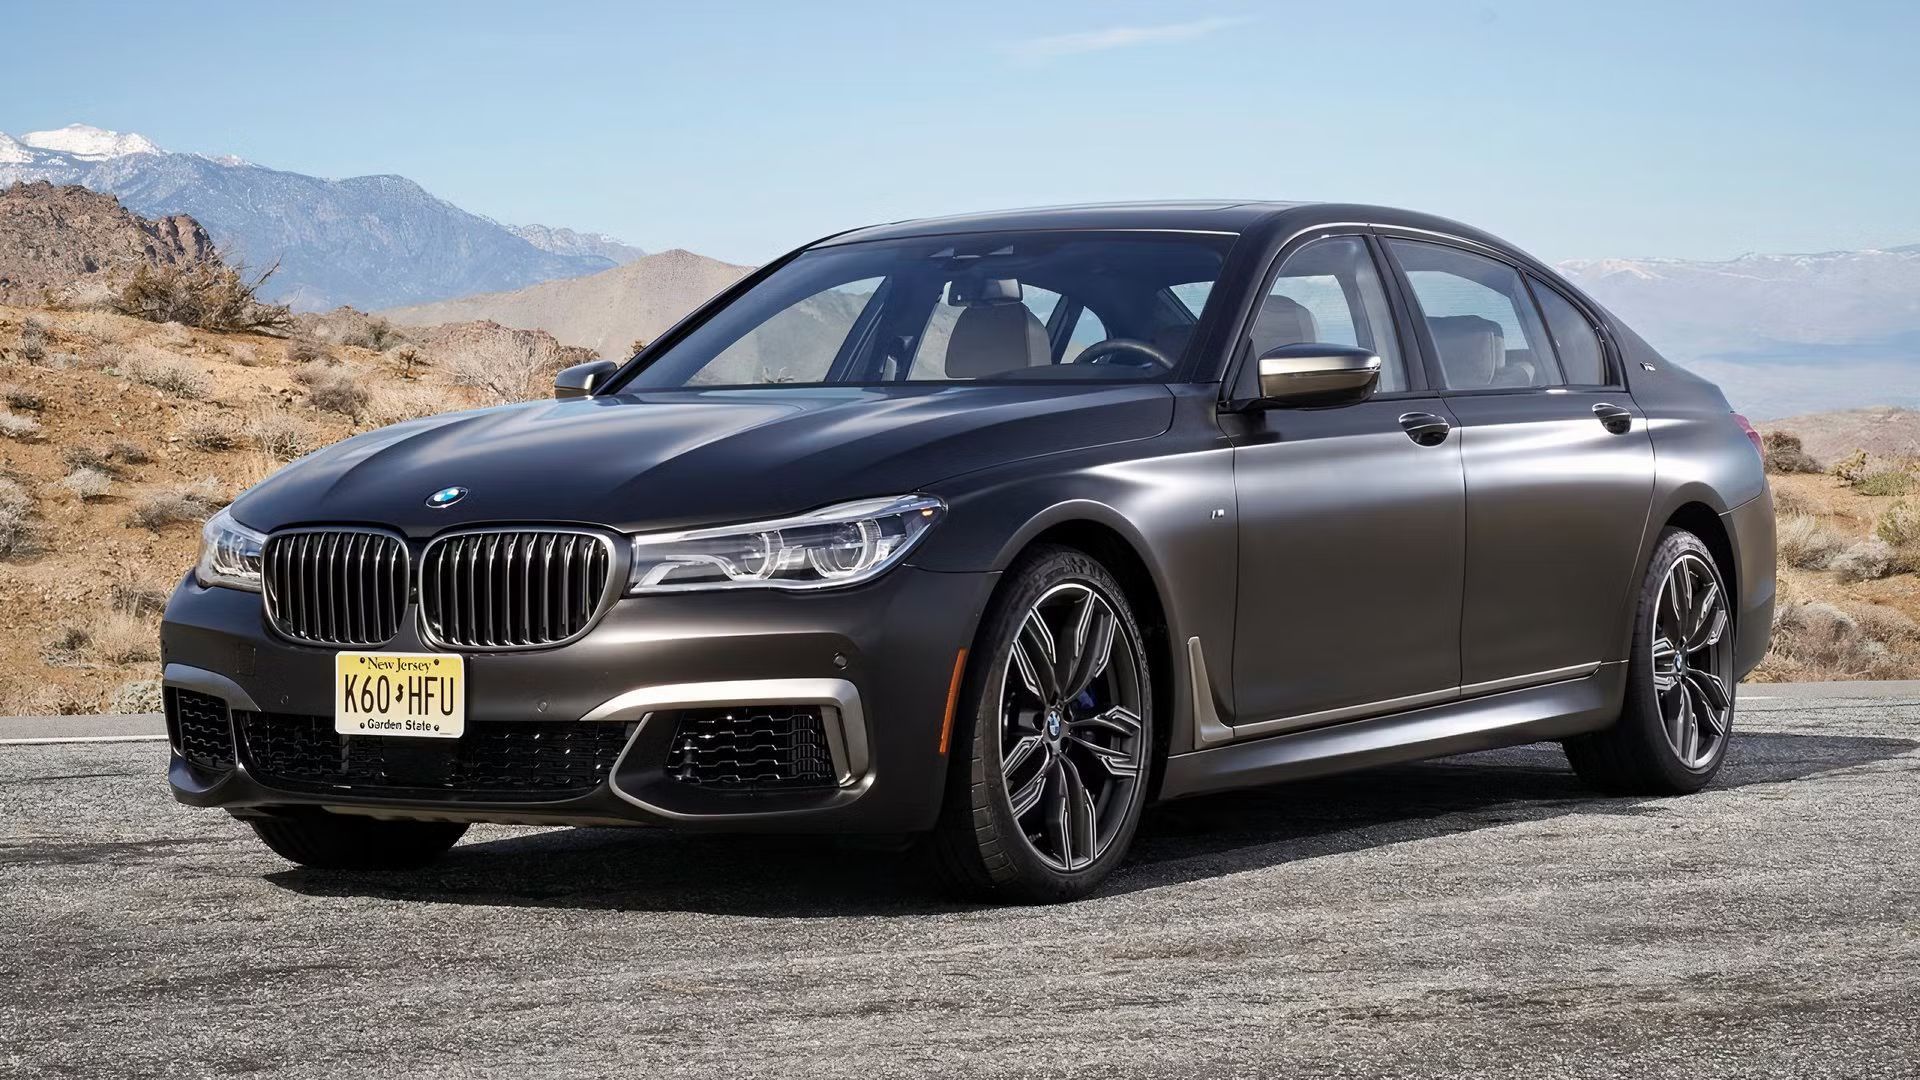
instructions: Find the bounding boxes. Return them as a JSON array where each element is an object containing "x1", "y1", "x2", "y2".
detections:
[{"x1": 1732, "y1": 412, "x2": 1764, "y2": 458}]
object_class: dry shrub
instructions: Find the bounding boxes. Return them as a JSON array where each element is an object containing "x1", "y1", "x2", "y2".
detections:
[
  {"x1": 1831, "y1": 538, "x2": 1895, "y2": 583},
  {"x1": 129, "y1": 356, "x2": 210, "y2": 399},
  {"x1": 181, "y1": 418, "x2": 240, "y2": 452},
  {"x1": 307, "y1": 371, "x2": 369, "y2": 419},
  {"x1": 108, "y1": 678, "x2": 164, "y2": 713},
  {"x1": 1776, "y1": 514, "x2": 1847, "y2": 570},
  {"x1": 290, "y1": 360, "x2": 332, "y2": 386},
  {"x1": 1770, "y1": 600, "x2": 1919, "y2": 680},
  {"x1": 47, "y1": 607, "x2": 158, "y2": 666},
  {"x1": 58, "y1": 467, "x2": 112, "y2": 501},
  {"x1": 110, "y1": 441, "x2": 152, "y2": 465},
  {"x1": 3, "y1": 385, "x2": 46, "y2": 411},
  {"x1": 247, "y1": 409, "x2": 312, "y2": 460},
  {"x1": 0, "y1": 410, "x2": 41, "y2": 440},
  {"x1": 1875, "y1": 501, "x2": 1920, "y2": 550},
  {"x1": 1855, "y1": 469, "x2": 1913, "y2": 497},
  {"x1": 287, "y1": 338, "x2": 331, "y2": 366},
  {"x1": 449, "y1": 335, "x2": 571, "y2": 403},
  {"x1": 1830, "y1": 449, "x2": 1869, "y2": 484},
  {"x1": 365, "y1": 381, "x2": 450, "y2": 426},
  {"x1": 226, "y1": 342, "x2": 262, "y2": 367},
  {"x1": 0, "y1": 682, "x2": 86, "y2": 716},
  {"x1": 127, "y1": 478, "x2": 227, "y2": 530},
  {"x1": 64, "y1": 446, "x2": 118, "y2": 477},
  {"x1": 113, "y1": 259, "x2": 294, "y2": 333},
  {"x1": 1761, "y1": 431, "x2": 1821, "y2": 474},
  {"x1": 0, "y1": 476, "x2": 35, "y2": 557},
  {"x1": 341, "y1": 317, "x2": 403, "y2": 351},
  {"x1": 18, "y1": 318, "x2": 48, "y2": 362},
  {"x1": 109, "y1": 581, "x2": 170, "y2": 618}
]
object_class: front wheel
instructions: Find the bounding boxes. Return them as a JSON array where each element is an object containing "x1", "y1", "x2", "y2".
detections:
[
  {"x1": 1565, "y1": 528, "x2": 1735, "y2": 793},
  {"x1": 924, "y1": 546, "x2": 1154, "y2": 903}
]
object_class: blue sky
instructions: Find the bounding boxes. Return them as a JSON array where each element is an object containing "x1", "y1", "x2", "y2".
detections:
[{"x1": 5, "y1": 0, "x2": 1917, "y2": 265}]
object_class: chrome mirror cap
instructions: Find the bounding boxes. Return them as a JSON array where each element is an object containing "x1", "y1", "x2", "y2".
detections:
[
  {"x1": 1254, "y1": 343, "x2": 1382, "y2": 407},
  {"x1": 553, "y1": 359, "x2": 620, "y2": 400}
]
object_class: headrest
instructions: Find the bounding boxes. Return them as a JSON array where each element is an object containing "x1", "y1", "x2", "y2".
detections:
[
  {"x1": 1429, "y1": 315, "x2": 1504, "y2": 388},
  {"x1": 944, "y1": 303, "x2": 1051, "y2": 379},
  {"x1": 1249, "y1": 294, "x2": 1319, "y2": 356}
]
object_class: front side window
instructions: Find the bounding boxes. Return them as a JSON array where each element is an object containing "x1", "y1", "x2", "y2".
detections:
[
  {"x1": 619, "y1": 232, "x2": 1234, "y2": 390},
  {"x1": 1251, "y1": 236, "x2": 1407, "y2": 392},
  {"x1": 1529, "y1": 277, "x2": 1608, "y2": 385},
  {"x1": 1390, "y1": 240, "x2": 1559, "y2": 390}
]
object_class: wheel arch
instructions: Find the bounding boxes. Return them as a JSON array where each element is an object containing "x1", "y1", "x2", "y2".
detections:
[
  {"x1": 993, "y1": 511, "x2": 1180, "y2": 799},
  {"x1": 1664, "y1": 499, "x2": 1738, "y2": 602}
]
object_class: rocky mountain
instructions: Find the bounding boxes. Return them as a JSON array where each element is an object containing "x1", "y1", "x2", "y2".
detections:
[
  {"x1": 1559, "y1": 245, "x2": 1920, "y2": 418},
  {"x1": 383, "y1": 248, "x2": 753, "y2": 360},
  {"x1": 0, "y1": 181, "x2": 215, "y2": 305},
  {"x1": 0, "y1": 124, "x2": 626, "y2": 312},
  {"x1": 1757, "y1": 406, "x2": 1920, "y2": 463},
  {"x1": 508, "y1": 224, "x2": 645, "y2": 265}
]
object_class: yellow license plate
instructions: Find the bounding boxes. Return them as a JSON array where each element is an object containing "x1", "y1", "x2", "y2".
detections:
[{"x1": 335, "y1": 652, "x2": 465, "y2": 739}]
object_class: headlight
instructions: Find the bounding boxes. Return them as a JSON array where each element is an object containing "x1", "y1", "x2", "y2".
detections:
[
  {"x1": 195, "y1": 507, "x2": 266, "y2": 591},
  {"x1": 628, "y1": 495, "x2": 944, "y2": 593}
]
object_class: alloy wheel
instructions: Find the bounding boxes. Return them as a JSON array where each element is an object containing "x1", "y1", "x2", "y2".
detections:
[
  {"x1": 996, "y1": 581, "x2": 1147, "y2": 872},
  {"x1": 1650, "y1": 552, "x2": 1733, "y2": 769}
]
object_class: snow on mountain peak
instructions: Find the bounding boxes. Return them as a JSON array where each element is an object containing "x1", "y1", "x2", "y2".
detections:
[
  {"x1": 18, "y1": 124, "x2": 163, "y2": 160},
  {"x1": 0, "y1": 133, "x2": 32, "y2": 164}
]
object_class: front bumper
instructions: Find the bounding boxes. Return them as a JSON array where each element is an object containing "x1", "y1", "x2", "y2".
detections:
[{"x1": 160, "y1": 566, "x2": 996, "y2": 833}]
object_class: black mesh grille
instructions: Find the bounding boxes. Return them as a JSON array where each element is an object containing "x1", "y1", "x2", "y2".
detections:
[
  {"x1": 236, "y1": 713, "x2": 630, "y2": 800},
  {"x1": 167, "y1": 688, "x2": 234, "y2": 771},
  {"x1": 263, "y1": 530, "x2": 409, "y2": 646},
  {"x1": 667, "y1": 706, "x2": 837, "y2": 791},
  {"x1": 421, "y1": 531, "x2": 613, "y2": 650}
]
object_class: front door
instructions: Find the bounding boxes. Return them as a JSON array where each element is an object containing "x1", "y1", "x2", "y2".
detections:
[
  {"x1": 1227, "y1": 236, "x2": 1466, "y2": 728},
  {"x1": 1386, "y1": 238, "x2": 1656, "y2": 689}
]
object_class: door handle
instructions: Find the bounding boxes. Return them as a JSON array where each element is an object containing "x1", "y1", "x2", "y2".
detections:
[
  {"x1": 1397, "y1": 412, "x2": 1451, "y2": 446},
  {"x1": 1593, "y1": 403, "x2": 1634, "y2": 434}
]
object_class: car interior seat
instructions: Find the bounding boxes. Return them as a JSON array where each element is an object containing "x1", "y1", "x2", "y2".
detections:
[
  {"x1": 1428, "y1": 315, "x2": 1504, "y2": 388},
  {"x1": 944, "y1": 303, "x2": 1051, "y2": 379}
]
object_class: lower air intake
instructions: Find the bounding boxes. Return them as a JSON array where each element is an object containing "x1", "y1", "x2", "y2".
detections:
[
  {"x1": 236, "y1": 713, "x2": 630, "y2": 800},
  {"x1": 167, "y1": 688, "x2": 234, "y2": 772},
  {"x1": 666, "y1": 706, "x2": 837, "y2": 791}
]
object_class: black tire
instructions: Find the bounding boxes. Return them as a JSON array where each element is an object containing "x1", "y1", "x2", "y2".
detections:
[
  {"x1": 923, "y1": 545, "x2": 1154, "y2": 904},
  {"x1": 1565, "y1": 528, "x2": 1733, "y2": 794},
  {"x1": 249, "y1": 815, "x2": 469, "y2": 870}
]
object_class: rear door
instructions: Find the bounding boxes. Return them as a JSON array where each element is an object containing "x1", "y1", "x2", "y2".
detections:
[
  {"x1": 1225, "y1": 234, "x2": 1465, "y2": 728},
  {"x1": 1384, "y1": 237, "x2": 1654, "y2": 690}
]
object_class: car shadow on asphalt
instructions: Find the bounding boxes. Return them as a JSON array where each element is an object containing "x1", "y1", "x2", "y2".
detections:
[{"x1": 266, "y1": 729, "x2": 1916, "y2": 917}]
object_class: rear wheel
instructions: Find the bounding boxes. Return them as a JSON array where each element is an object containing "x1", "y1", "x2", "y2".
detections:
[
  {"x1": 1565, "y1": 528, "x2": 1734, "y2": 793},
  {"x1": 924, "y1": 546, "x2": 1153, "y2": 903},
  {"x1": 249, "y1": 814, "x2": 469, "y2": 870}
]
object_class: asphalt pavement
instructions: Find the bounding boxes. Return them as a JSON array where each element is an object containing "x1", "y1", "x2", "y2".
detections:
[{"x1": 2, "y1": 686, "x2": 1917, "y2": 1079}]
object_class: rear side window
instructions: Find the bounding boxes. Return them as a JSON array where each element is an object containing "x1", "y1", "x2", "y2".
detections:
[
  {"x1": 1389, "y1": 240, "x2": 1558, "y2": 391},
  {"x1": 1529, "y1": 278, "x2": 1608, "y2": 385}
]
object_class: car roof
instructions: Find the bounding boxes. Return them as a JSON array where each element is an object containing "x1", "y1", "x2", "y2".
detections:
[
  {"x1": 817, "y1": 201, "x2": 1315, "y2": 245},
  {"x1": 813, "y1": 200, "x2": 1523, "y2": 259}
]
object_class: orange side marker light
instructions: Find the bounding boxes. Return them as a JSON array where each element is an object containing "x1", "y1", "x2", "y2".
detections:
[{"x1": 938, "y1": 648, "x2": 968, "y2": 755}]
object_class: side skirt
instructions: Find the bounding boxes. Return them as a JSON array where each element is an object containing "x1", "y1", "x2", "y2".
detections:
[{"x1": 1158, "y1": 662, "x2": 1625, "y2": 800}]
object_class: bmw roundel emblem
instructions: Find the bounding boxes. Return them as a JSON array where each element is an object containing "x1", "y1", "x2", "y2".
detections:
[{"x1": 426, "y1": 486, "x2": 468, "y2": 509}]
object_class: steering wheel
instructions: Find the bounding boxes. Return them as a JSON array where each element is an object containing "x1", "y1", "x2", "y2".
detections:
[{"x1": 1070, "y1": 337, "x2": 1176, "y2": 373}]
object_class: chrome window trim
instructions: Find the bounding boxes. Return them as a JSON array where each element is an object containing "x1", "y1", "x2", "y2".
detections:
[
  {"x1": 260, "y1": 525, "x2": 411, "y2": 648},
  {"x1": 416, "y1": 526, "x2": 627, "y2": 653}
]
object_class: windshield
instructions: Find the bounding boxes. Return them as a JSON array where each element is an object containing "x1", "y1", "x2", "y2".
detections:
[{"x1": 617, "y1": 231, "x2": 1235, "y2": 390}]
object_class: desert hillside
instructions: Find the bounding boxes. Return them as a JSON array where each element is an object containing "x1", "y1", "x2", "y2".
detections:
[{"x1": 382, "y1": 248, "x2": 751, "y2": 359}]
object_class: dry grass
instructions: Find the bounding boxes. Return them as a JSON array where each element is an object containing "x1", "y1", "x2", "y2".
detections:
[
  {"x1": 1768, "y1": 599, "x2": 1920, "y2": 680},
  {"x1": 1855, "y1": 469, "x2": 1914, "y2": 497},
  {"x1": 1776, "y1": 513, "x2": 1848, "y2": 570},
  {"x1": 57, "y1": 466, "x2": 112, "y2": 501},
  {"x1": 109, "y1": 440, "x2": 152, "y2": 465},
  {"x1": 0, "y1": 410, "x2": 41, "y2": 440},
  {"x1": 0, "y1": 476, "x2": 35, "y2": 557},
  {"x1": 365, "y1": 381, "x2": 451, "y2": 426},
  {"x1": 128, "y1": 356, "x2": 211, "y2": 399},
  {"x1": 45, "y1": 607, "x2": 159, "y2": 666},
  {"x1": 1831, "y1": 538, "x2": 1896, "y2": 583},
  {"x1": 1762, "y1": 430, "x2": 1822, "y2": 474},
  {"x1": 180, "y1": 418, "x2": 240, "y2": 452},
  {"x1": 307, "y1": 372, "x2": 369, "y2": 419},
  {"x1": 127, "y1": 478, "x2": 226, "y2": 530},
  {"x1": 246, "y1": 409, "x2": 313, "y2": 460},
  {"x1": 3, "y1": 384, "x2": 46, "y2": 411}
]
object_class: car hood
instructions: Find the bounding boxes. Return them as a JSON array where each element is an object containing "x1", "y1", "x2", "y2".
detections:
[{"x1": 231, "y1": 383, "x2": 1175, "y2": 535}]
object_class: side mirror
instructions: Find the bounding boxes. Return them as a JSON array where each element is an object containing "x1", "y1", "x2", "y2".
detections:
[
  {"x1": 1253, "y1": 343, "x2": 1381, "y2": 407},
  {"x1": 554, "y1": 360, "x2": 620, "y2": 400}
]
